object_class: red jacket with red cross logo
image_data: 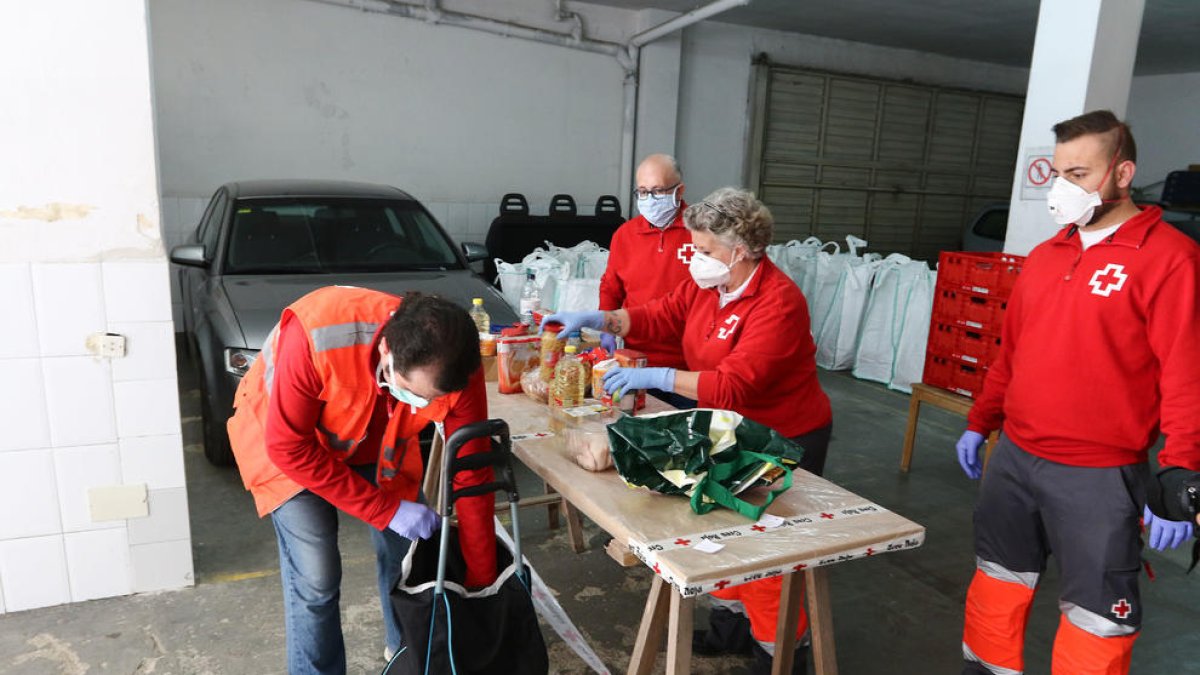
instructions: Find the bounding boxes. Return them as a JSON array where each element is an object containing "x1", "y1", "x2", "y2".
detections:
[
  {"x1": 599, "y1": 205, "x2": 694, "y2": 369},
  {"x1": 626, "y1": 257, "x2": 832, "y2": 437},
  {"x1": 968, "y1": 206, "x2": 1200, "y2": 471}
]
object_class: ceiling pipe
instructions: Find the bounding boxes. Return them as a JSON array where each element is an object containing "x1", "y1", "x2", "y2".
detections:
[
  {"x1": 302, "y1": 0, "x2": 749, "y2": 214},
  {"x1": 629, "y1": 0, "x2": 751, "y2": 47}
]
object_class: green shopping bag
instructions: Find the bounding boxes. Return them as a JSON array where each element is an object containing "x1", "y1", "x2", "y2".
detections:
[{"x1": 606, "y1": 409, "x2": 805, "y2": 520}]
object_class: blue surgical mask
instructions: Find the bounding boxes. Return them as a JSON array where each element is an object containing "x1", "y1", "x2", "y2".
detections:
[
  {"x1": 637, "y1": 189, "x2": 680, "y2": 228},
  {"x1": 376, "y1": 354, "x2": 430, "y2": 409}
]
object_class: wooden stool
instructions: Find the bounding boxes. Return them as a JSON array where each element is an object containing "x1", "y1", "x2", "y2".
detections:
[{"x1": 900, "y1": 382, "x2": 999, "y2": 472}]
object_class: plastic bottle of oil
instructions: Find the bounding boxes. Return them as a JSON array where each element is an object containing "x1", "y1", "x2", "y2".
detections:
[
  {"x1": 551, "y1": 345, "x2": 586, "y2": 408},
  {"x1": 469, "y1": 298, "x2": 490, "y2": 333}
]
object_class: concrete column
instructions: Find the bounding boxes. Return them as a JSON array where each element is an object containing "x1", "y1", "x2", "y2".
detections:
[{"x1": 1004, "y1": 0, "x2": 1146, "y2": 255}]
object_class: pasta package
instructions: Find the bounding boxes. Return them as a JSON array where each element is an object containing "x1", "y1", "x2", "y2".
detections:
[{"x1": 496, "y1": 335, "x2": 541, "y2": 394}]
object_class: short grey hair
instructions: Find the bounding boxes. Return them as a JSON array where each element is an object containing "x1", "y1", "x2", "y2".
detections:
[
  {"x1": 682, "y1": 187, "x2": 773, "y2": 258},
  {"x1": 639, "y1": 153, "x2": 682, "y2": 183}
]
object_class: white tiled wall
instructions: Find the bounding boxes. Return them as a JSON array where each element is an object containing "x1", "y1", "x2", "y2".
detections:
[
  {"x1": 1, "y1": 1, "x2": 192, "y2": 615},
  {"x1": 0, "y1": 262, "x2": 191, "y2": 614}
]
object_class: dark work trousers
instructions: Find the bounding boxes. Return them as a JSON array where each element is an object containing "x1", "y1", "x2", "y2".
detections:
[{"x1": 963, "y1": 435, "x2": 1146, "y2": 675}]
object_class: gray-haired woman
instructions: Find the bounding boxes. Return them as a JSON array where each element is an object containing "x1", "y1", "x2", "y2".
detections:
[{"x1": 544, "y1": 187, "x2": 831, "y2": 672}]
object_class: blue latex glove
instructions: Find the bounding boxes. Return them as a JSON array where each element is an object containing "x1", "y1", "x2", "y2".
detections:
[
  {"x1": 600, "y1": 332, "x2": 618, "y2": 353},
  {"x1": 1143, "y1": 505, "x2": 1194, "y2": 551},
  {"x1": 540, "y1": 311, "x2": 604, "y2": 339},
  {"x1": 602, "y1": 366, "x2": 675, "y2": 396},
  {"x1": 388, "y1": 501, "x2": 441, "y2": 541},
  {"x1": 956, "y1": 430, "x2": 986, "y2": 479}
]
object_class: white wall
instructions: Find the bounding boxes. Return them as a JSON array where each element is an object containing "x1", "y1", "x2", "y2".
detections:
[
  {"x1": 150, "y1": 0, "x2": 632, "y2": 254},
  {"x1": 0, "y1": 0, "x2": 191, "y2": 613},
  {"x1": 675, "y1": 21, "x2": 1031, "y2": 204},
  {"x1": 1127, "y1": 71, "x2": 1200, "y2": 196}
]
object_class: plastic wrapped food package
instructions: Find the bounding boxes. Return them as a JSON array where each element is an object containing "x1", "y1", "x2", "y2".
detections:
[
  {"x1": 496, "y1": 334, "x2": 541, "y2": 394},
  {"x1": 565, "y1": 418, "x2": 613, "y2": 472},
  {"x1": 520, "y1": 368, "x2": 550, "y2": 404}
]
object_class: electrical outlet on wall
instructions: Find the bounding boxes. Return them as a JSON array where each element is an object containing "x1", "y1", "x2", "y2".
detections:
[{"x1": 85, "y1": 332, "x2": 126, "y2": 358}]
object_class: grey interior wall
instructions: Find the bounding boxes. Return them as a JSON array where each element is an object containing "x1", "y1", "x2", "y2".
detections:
[
  {"x1": 150, "y1": 0, "x2": 628, "y2": 246},
  {"x1": 1126, "y1": 71, "x2": 1200, "y2": 197}
]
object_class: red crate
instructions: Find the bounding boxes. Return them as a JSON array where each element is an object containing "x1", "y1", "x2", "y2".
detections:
[
  {"x1": 927, "y1": 322, "x2": 1003, "y2": 367},
  {"x1": 937, "y1": 251, "x2": 1025, "y2": 297},
  {"x1": 922, "y1": 354, "x2": 988, "y2": 398},
  {"x1": 933, "y1": 288, "x2": 1009, "y2": 334}
]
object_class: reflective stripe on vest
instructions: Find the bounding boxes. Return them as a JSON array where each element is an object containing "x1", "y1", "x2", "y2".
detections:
[{"x1": 310, "y1": 321, "x2": 380, "y2": 353}]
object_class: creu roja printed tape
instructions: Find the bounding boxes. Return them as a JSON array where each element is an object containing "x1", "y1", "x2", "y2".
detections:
[{"x1": 628, "y1": 502, "x2": 926, "y2": 597}]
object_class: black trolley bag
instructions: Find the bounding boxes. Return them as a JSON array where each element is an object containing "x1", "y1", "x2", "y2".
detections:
[{"x1": 384, "y1": 419, "x2": 548, "y2": 675}]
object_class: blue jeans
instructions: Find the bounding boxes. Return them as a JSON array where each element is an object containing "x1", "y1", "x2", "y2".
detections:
[{"x1": 270, "y1": 464, "x2": 411, "y2": 675}]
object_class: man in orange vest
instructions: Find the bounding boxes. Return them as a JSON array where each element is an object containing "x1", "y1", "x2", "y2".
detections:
[{"x1": 227, "y1": 287, "x2": 496, "y2": 675}]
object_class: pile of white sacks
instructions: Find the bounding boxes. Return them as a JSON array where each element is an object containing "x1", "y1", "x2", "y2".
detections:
[
  {"x1": 766, "y1": 236, "x2": 936, "y2": 394},
  {"x1": 495, "y1": 236, "x2": 937, "y2": 395}
]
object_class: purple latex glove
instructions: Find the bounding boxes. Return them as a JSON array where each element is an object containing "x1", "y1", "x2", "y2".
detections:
[
  {"x1": 1143, "y1": 505, "x2": 1194, "y2": 551},
  {"x1": 388, "y1": 501, "x2": 441, "y2": 541},
  {"x1": 956, "y1": 430, "x2": 986, "y2": 479},
  {"x1": 540, "y1": 311, "x2": 604, "y2": 339},
  {"x1": 600, "y1": 332, "x2": 618, "y2": 353},
  {"x1": 602, "y1": 366, "x2": 675, "y2": 395}
]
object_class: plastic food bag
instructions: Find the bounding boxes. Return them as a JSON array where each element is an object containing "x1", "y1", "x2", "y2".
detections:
[
  {"x1": 520, "y1": 368, "x2": 550, "y2": 404},
  {"x1": 496, "y1": 334, "x2": 541, "y2": 394},
  {"x1": 565, "y1": 418, "x2": 613, "y2": 472},
  {"x1": 606, "y1": 409, "x2": 805, "y2": 520}
]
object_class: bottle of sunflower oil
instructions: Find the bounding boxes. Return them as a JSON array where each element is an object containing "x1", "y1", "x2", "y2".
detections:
[{"x1": 551, "y1": 345, "x2": 586, "y2": 408}]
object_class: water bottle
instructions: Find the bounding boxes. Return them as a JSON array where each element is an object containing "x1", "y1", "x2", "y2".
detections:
[
  {"x1": 470, "y1": 298, "x2": 490, "y2": 334},
  {"x1": 519, "y1": 271, "x2": 540, "y2": 326}
]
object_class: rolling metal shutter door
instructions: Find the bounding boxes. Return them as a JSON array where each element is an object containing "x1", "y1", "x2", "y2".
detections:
[{"x1": 751, "y1": 65, "x2": 1023, "y2": 260}]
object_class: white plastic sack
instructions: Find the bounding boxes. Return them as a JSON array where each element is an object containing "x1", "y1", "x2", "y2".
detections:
[
  {"x1": 814, "y1": 249, "x2": 882, "y2": 370},
  {"x1": 522, "y1": 249, "x2": 570, "y2": 311},
  {"x1": 546, "y1": 240, "x2": 609, "y2": 279},
  {"x1": 554, "y1": 278, "x2": 601, "y2": 313},
  {"x1": 495, "y1": 259, "x2": 526, "y2": 311},
  {"x1": 852, "y1": 255, "x2": 929, "y2": 384},
  {"x1": 807, "y1": 235, "x2": 867, "y2": 341},
  {"x1": 887, "y1": 269, "x2": 937, "y2": 394}
]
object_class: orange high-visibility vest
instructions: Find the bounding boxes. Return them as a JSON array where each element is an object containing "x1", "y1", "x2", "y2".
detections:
[{"x1": 227, "y1": 286, "x2": 460, "y2": 517}]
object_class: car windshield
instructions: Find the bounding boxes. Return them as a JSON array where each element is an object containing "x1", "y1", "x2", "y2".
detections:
[{"x1": 223, "y1": 197, "x2": 462, "y2": 274}]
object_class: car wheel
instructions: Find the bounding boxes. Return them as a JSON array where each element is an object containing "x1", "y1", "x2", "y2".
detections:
[{"x1": 199, "y1": 382, "x2": 236, "y2": 467}]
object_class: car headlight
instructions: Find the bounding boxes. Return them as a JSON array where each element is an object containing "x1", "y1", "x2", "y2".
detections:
[{"x1": 224, "y1": 348, "x2": 260, "y2": 377}]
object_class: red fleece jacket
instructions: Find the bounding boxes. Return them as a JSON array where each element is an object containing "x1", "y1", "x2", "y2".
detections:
[
  {"x1": 267, "y1": 315, "x2": 496, "y2": 587},
  {"x1": 599, "y1": 205, "x2": 694, "y2": 369},
  {"x1": 626, "y1": 257, "x2": 832, "y2": 437},
  {"x1": 968, "y1": 206, "x2": 1200, "y2": 471}
]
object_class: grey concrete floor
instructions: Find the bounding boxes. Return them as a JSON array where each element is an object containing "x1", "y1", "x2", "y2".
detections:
[{"x1": 3, "y1": 345, "x2": 1200, "y2": 674}]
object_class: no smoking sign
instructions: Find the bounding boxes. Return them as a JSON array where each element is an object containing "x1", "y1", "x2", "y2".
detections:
[{"x1": 1020, "y1": 146, "x2": 1054, "y2": 200}]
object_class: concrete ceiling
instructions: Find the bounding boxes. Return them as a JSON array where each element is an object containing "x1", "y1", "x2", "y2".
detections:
[{"x1": 581, "y1": 0, "x2": 1200, "y2": 75}]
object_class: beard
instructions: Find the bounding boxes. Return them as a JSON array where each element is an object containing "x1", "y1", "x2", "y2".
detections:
[{"x1": 1084, "y1": 179, "x2": 1123, "y2": 226}]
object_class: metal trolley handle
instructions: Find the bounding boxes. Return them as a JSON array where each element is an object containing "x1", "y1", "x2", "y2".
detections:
[{"x1": 435, "y1": 419, "x2": 526, "y2": 592}]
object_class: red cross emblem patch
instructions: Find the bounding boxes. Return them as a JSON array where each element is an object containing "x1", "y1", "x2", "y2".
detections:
[
  {"x1": 717, "y1": 314, "x2": 741, "y2": 340},
  {"x1": 677, "y1": 243, "x2": 696, "y2": 265},
  {"x1": 1111, "y1": 598, "x2": 1132, "y2": 619},
  {"x1": 1089, "y1": 263, "x2": 1128, "y2": 297}
]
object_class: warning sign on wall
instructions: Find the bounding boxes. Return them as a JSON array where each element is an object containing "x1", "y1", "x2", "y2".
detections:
[{"x1": 1020, "y1": 146, "x2": 1054, "y2": 200}]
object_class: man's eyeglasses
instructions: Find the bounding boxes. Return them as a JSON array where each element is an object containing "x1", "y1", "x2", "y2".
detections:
[{"x1": 634, "y1": 183, "x2": 681, "y2": 200}]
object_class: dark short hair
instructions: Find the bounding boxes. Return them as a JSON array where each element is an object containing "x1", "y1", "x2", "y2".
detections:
[
  {"x1": 381, "y1": 293, "x2": 480, "y2": 393},
  {"x1": 1052, "y1": 110, "x2": 1137, "y2": 164}
]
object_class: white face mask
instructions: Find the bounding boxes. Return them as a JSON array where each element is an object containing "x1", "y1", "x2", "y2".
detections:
[
  {"x1": 376, "y1": 353, "x2": 430, "y2": 409},
  {"x1": 1046, "y1": 176, "x2": 1103, "y2": 227},
  {"x1": 637, "y1": 189, "x2": 680, "y2": 229},
  {"x1": 689, "y1": 250, "x2": 737, "y2": 289}
]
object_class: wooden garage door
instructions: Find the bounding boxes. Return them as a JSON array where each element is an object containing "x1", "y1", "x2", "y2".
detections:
[{"x1": 747, "y1": 64, "x2": 1024, "y2": 260}]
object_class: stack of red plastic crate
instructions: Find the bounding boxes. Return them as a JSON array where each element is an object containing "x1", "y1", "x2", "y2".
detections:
[{"x1": 922, "y1": 252, "x2": 1026, "y2": 398}]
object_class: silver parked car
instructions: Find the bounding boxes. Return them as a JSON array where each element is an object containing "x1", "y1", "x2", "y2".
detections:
[{"x1": 171, "y1": 179, "x2": 516, "y2": 465}]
